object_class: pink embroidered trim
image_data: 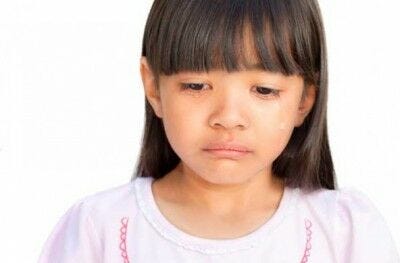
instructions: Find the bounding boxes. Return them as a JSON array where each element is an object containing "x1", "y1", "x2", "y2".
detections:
[
  {"x1": 300, "y1": 218, "x2": 313, "y2": 263},
  {"x1": 119, "y1": 217, "x2": 130, "y2": 263}
]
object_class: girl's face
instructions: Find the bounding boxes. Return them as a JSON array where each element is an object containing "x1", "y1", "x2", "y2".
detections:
[{"x1": 141, "y1": 57, "x2": 316, "y2": 186}]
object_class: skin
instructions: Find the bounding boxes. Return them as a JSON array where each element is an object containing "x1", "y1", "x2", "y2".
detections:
[{"x1": 140, "y1": 56, "x2": 316, "y2": 239}]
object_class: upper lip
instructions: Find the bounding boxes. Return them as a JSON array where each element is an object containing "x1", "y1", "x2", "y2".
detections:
[{"x1": 203, "y1": 142, "x2": 252, "y2": 152}]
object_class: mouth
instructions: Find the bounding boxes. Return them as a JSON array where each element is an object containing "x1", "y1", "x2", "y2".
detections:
[
  {"x1": 203, "y1": 142, "x2": 252, "y2": 152},
  {"x1": 203, "y1": 142, "x2": 252, "y2": 159}
]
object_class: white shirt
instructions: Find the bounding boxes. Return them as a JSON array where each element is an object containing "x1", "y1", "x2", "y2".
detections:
[{"x1": 38, "y1": 176, "x2": 400, "y2": 262}]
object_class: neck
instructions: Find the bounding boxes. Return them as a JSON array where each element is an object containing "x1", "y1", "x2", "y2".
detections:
[{"x1": 166, "y1": 162, "x2": 285, "y2": 217}]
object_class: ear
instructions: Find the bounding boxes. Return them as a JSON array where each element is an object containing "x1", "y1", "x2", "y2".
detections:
[
  {"x1": 140, "y1": 56, "x2": 163, "y2": 118},
  {"x1": 294, "y1": 85, "x2": 316, "y2": 127}
]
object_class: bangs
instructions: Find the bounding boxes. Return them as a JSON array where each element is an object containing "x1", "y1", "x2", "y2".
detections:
[{"x1": 143, "y1": 0, "x2": 321, "y2": 82}]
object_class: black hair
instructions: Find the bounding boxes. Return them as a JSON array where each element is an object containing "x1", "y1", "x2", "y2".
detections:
[{"x1": 132, "y1": 0, "x2": 337, "y2": 192}]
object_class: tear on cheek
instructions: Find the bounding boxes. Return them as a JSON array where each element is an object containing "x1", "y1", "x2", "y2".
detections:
[{"x1": 272, "y1": 100, "x2": 288, "y2": 131}]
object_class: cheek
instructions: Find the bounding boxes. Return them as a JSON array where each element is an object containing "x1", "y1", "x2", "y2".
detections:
[
  {"x1": 272, "y1": 92, "x2": 300, "y2": 132},
  {"x1": 255, "y1": 100, "x2": 297, "y2": 160},
  {"x1": 255, "y1": 97, "x2": 295, "y2": 132},
  {"x1": 160, "y1": 99, "x2": 204, "y2": 155}
]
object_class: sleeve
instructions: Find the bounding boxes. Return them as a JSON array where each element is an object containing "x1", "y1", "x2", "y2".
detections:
[
  {"x1": 334, "y1": 187, "x2": 400, "y2": 263},
  {"x1": 37, "y1": 199, "x2": 102, "y2": 263}
]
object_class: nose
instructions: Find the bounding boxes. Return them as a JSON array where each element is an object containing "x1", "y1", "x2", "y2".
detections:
[{"x1": 208, "y1": 88, "x2": 249, "y2": 130}]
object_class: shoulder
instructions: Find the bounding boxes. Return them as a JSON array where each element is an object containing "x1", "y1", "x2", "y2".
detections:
[
  {"x1": 297, "y1": 186, "x2": 399, "y2": 261},
  {"x1": 80, "y1": 180, "x2": 136, "y2": 211},
  {"x1": 297, "y1": 186, "x2": 390, "y2": 229},
  {"x1": 332, "y1": 187, "x2": 383, "y2": 224},
  {"x1": 38, "y1": 177, "x2": 154, "y2": 262},
  {"x1": 67, "y1": 177, "x2": 148, "y2": 225},
  {"x1": 39, "y1": 179, "x2": 142, "y2": 262},
  {"x1": 299, "y1": 186, "x2": 387, "y2": 224}
]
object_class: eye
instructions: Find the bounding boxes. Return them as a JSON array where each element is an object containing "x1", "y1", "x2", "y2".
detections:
[
  {"x1": 180, "y1": 83, "x2": 208, "y2": 92},
  {"x1": 180, "y1": 83, "x2": 280, "y2": 99},
  {"x1": 254, "y1": 86, "x2": 280, "y2": 98}
]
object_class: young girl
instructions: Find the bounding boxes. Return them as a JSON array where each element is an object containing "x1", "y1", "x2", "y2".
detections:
[{"x1": 38, "y1": 0, "x2": 399, "y2": 262}]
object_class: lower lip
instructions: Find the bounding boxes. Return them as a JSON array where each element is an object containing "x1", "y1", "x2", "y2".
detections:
[{"x1": 204, "y1": 149, "x2": 251, "y2": 159}]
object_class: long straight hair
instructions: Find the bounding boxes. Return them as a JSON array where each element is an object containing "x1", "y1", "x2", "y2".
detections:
[{"x1": 132, "y1": 0, "x2": 337, "y2": 192}]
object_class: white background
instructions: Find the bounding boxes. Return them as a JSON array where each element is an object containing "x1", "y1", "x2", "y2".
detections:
[{"x1": 1, "y1": 0, "x2": 399, "y2": 261}]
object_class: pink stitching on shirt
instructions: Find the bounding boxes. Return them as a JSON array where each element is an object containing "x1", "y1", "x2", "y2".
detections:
[
  {"x1": 119, "y1": 217, "x2": 130, "y2": 263},
  {"x1": 300, "y1": 218, "x2": 313, "y2": 263}
]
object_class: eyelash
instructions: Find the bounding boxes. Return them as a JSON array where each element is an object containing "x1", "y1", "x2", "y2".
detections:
[{"x1": 180, "y1": 83, "x2": 280, "y2": 99}]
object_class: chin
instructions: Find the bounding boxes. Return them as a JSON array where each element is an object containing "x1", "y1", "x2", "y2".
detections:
[
  {"x1": 196, "y1": 171, "x2": 253, "y2": 186},
  {"x1": 177, "y1": 159, "x2": 259, "y2": 186}
]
